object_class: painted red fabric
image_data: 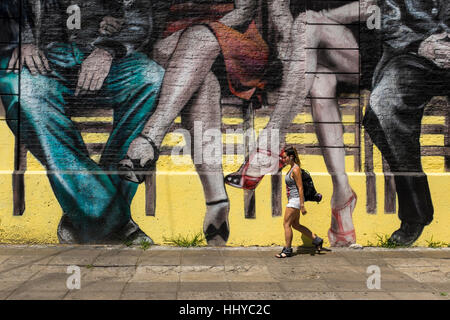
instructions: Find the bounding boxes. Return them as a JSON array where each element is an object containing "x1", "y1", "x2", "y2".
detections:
[{"x1": 164, "y1": 3, "x2": 269, "y2": 104}]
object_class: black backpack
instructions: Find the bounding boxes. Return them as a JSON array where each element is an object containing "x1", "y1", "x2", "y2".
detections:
[{"x1": 301, "y1": 169, "x2": 322, "y2": 202}]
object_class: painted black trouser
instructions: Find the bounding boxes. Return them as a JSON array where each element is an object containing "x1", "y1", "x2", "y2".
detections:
[{"x1": 364, "y1": 53, "x2": 450, "y2": 225}]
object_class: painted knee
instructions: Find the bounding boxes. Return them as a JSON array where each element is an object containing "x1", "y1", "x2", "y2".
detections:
[
  {"x1": 310, "y1": 69, "x2": 337, "y2": 98},
  {"x1": 182, "y1": 25, "x2": 220, "y2": 56}
]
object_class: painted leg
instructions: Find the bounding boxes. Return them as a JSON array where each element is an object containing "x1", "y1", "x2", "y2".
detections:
[
  {"x1": 0, "y1": 59, "x2": 131, "y2": 243},
  {"x1": 120, "y1": 25, "x2": 221, "y2": 178},
  {"x1": 181, "y1": 72, "x2": 230, "y2": 246},
  {"x1": 310, "y1": 67, "x2": 356, "y2": 246}
]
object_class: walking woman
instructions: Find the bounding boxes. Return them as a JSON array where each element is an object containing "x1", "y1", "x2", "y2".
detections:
[{"x1": 276, "y1": 147, "x2": 323, "y2": 258}]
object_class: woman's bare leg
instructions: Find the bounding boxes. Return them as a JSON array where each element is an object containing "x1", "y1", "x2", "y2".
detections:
[
  {"x1": 180, "y1": 72, "x2": 230, "y2": 246},
  {"x1": 283, "y1": 207, "x2": 300, "y2": 248}
]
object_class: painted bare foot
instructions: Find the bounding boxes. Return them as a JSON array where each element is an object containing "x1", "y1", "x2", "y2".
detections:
[
  {"x1": 328, "y1": 190, "x2": 357, "y2": 247},
  {"x1": 118, "y1": 135, "x2": 159, "y2": 184},
  {"x1": 203, "y1": 199, "x2": 230, "y2": 246}
]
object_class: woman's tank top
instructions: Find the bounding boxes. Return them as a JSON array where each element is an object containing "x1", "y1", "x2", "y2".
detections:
[{"x1": 285, "y1": 165, "x2": 300, "y2": 200}]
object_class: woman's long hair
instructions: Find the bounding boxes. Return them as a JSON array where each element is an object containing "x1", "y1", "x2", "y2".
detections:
[{"x1": 284, "y1": 146, "x2": 301, "y2": 167}]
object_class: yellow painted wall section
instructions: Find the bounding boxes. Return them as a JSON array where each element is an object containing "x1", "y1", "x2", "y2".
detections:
[{"x1": 0, "y1": 120, "x2": 448, "y2": 246}]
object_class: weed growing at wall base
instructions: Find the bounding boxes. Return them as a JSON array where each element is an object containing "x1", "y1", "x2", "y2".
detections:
[
  {"x1": 163, "y1": 232, "x2": 206, "y2": 247},
  {"x1": 425, "y1": 236, "x2": 448, "y2": 248}
]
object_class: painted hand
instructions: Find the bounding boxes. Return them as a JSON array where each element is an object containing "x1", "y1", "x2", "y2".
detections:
[
  {"x1": 7, "y1": 44, "x2": 51, "y2": 75},
  {"x1": 99, "y1": 16, "x2": 124, "y2": 36},
  {"x1": 418, "y1": 33, "x2": 450, "y2": 69},
  {"x1": 75, "y1": 48, "x2": 113, "y2": 96}
]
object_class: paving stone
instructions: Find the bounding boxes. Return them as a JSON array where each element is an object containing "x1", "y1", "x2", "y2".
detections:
[
  {"x1": 414, "y1": 250, "x2": 450, "y2": 259},
  {"x1": 93, "y1": 249, "x2": 142, "y2": 267},
  {"x1": 1, "y1": 254, "x2": 55, "y2": 265},
  {"x1": 278, "y1": 280, "x2": 330, "y2": 292},
  {"x1": 0, "y1": 247, "x2": 25, "y2": 255},
  {"x1": 378, "y1": 280, "x2": 436, "y2": 292},
  {"x1": 389, "y1": 291, "x2": 447, "y2": 300},
  {"x1": 267, "y1": 265, "x2": 322, "y2": 281},
  {"x1": 230, "y1": 291, "x2": 339, "y2": 300},
  {"x1": 368, "y1": 251, "x2": 421, "y2": 259},
  {"x1": 177, "y1": 291, "x2": 233, "y2": 300},
  {"x1": 7, "y1": 290, "x2": 68, "y2": 300},
  {"x1": 228, "y1": 282, "x2": 282, "y2": 292},
  {"x1": 0, "y1": 281, "x2": 25, "y2": 291},
  {"x1": 124, "y1": 281, "x2": 179, "y2": 292},
  {"x1": 138, "y1": 251, "x2": 182, "y2": 266},
  {"x1": 48, "y1": 249, "x2": 102, "y2": 265},
  {"x1": 0, "y1": 256, "x2": 12, "y2": 265},
  {"x1": 80, "y1": 281, "x2": 128, "y2": 292},
  {"x1": 337, "y1": 291, "x2": 394, "y2": 300},
  {"x1": 16, "y1": 272, "x2": 69, "y2": 292},
  {"x1": 224, "y1": 265, "x2": 277, "y2": 282},
  {"x1": 0, "y1": 264, "x2": 42, "y2": 281},
  {"x1": 64, "y1": 290, "x2": 122, "y2": 300},
  {"x1": 325, "y1": 280, "x2": 373, "y2": 292},
  {"x1": 223, "y1": 257, "x2": 263, "y2": 266},
  {"x1": 384, "y1": 258, "x2": 436, "y2": 268},
  {"x1": 120, "y1": 291, "x2": 177, "y2": 300},
  {"x1": 179, "y1": 282, "x2": 230, "y2": 292},
  {"x1": 0, "y1": 291, "x2": 14, "y2": 299},
  {"x1": 130, "y1": 266, "x2": 180, "y2": 282},
  {"x1": 394, "y1": 266, "x2": 449, "y2": 283},
  {"x1": 181, "y1": 251, "x2": 225, "y2": 266},
  {"x1": 180, "y1": 266, "x2": 227, "y2": 282},
  {"x1": 82, "y1": 266, "x2": 135, "y2": 281},
  {"x1": 422, "y1": 282, "x2": 450, "y2": 294}
]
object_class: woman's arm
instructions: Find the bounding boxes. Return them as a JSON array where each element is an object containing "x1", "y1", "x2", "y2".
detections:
[
  {"x1": 219, "y1": 0, "x2": 257, "y2": 29},
  {"x1": 292, "y1": 166, "x2": 307, "y2": 215}
]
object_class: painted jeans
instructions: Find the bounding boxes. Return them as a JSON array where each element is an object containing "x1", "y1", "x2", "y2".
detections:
[
  {"x1": 0, "y1": 43, "x2": 164, "y2": 243},
  {"x1": 364, "y1": 53, "x2": 450, "y2": 225}
]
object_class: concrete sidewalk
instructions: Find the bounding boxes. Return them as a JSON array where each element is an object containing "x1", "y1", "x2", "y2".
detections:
[{"x1": 0, "y1": 245, "x2": 449, "y2": 300}]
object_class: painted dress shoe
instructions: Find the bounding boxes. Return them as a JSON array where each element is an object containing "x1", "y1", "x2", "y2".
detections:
[
  {"x1": 389, "y1": 222, "x2": 425, "y2": 246},
  {"x1": 106, "y1": 219, "x2": 154, "y2": 245},
  {"x1": 57, "y1": 214, "x2": 80, "y2": 244},
  {"x1": 118, "y1": 135, "x2": 160, "y2": 184}
]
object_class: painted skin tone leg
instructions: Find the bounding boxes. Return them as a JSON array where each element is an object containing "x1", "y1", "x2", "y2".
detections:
[
  {"x1": 180, "y1": 72, "x2": 230, "y2": 246},
  {"x1": 122, "y1": 0, "x2": 258, "y2": 167},
  {"x1": 99, "y1": 8, "x2": 232, "y2": 245},
  {"x1": 247, "y1": 1, "x2": 364, "y2": 246},
  {"x1": 310, "y1": 67, "x2": 356, "y2": 246}
]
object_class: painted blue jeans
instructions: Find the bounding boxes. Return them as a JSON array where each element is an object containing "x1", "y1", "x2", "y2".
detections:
[{"x1": 0, "y1": 43, "x2": 164, "y2": 243}]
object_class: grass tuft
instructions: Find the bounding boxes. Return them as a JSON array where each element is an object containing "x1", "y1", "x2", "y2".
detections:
[
  {"x1": 163, "y1": 231, "x2": 206, "y2": 247},
  {"x1": 425, "y1": 236, "x2": 447, "y2": 248},
  {"x1": 375, "y1": 234, "x2": 402, "y2": 248},
  {"x1": 140, "y1": 239, "x2": 152, "y2": 250}
]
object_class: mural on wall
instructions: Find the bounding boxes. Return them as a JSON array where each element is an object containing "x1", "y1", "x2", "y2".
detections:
[{"x1": 0, "y1": 0, "x2": 448, "y2": 246}]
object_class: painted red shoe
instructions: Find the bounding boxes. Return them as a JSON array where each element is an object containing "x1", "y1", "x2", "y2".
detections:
[
  {"x1": 328, "y1": 190, "x2": 357, "y2": 247},
  {"x1": 224, "y1": 148, "x2": 284, "y2": 190}
]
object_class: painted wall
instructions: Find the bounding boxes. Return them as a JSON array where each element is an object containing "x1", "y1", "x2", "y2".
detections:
[{"x1": 0, "y1": 0, "x2": 448, "y2": 247}]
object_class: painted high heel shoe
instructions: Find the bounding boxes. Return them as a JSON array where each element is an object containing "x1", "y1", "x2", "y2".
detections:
[
  {"x1": 224, "y1": 148, "x2": 284, "y2": 190},
  {"x1": 118, "y1": 134, "x2": 160, "y2": 184},
  {"x1": 328, "y1": 190, "x2": 357, "y2": 247}
]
